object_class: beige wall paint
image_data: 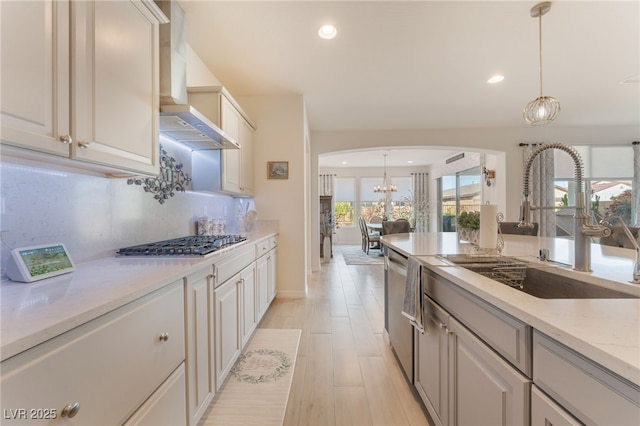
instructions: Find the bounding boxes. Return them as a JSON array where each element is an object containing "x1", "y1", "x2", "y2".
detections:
[
  {"x1": 237, "y1": 95, "x2": 308, "y2": 298},
  {"x1": 187, "y1": 44, "x2": 308, "y2": 297}
]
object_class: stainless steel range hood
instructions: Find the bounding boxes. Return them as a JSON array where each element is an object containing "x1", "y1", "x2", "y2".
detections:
[{"x1": 156, "y1": 0, "x2": 239, "y2": 150}]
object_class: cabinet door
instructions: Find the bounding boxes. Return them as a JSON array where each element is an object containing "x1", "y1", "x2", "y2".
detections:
[
  {"x1": 415, "y1": 297, "x2": 449, "y2": 426},
  {"x1": 184, "y1": 268, "x2": 215, "y2": 425},
  {"x1": 220, "y1": 96, "x2": 241, "y2": 193},
  {"x1": 70, "y1": 0, "x2": 159, "y2": 175},
  {"x1": 239, "y1": 118, "x2": 254, "y2": 195},
  {"x1": 214, "y1": 275, "x2": 240, "y2": 389},
  {"x1": 267, "y1": 248, "x2": 277, "y2": 302},
  {"x1": 124, "y1": 363, "x2": 187, "y2": 426},
  {"x1": 0, "y1": 0, "x2": 70, "y2": 156},
  {"x1": 531, "y1": 385, "x2": 581, "y2": 426},
  {"x1": 256, "y1": 255, "x2": 270, "y2": 321},
  {"x1": 240, "y1": 263, "x2": 257, "y2": 348},
  {"x1": 448, "y1": 316, "x2": 531, "y2": 426}
]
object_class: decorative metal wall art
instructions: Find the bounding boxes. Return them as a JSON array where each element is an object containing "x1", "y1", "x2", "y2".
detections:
[{"x1": 127, "y1": 144, "x2": 191, "y2": 204}]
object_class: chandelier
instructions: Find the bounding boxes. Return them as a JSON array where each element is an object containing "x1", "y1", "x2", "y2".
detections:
[
  {"x1": 523, "y1": 2, "x2": 560, "y2": 126},
  {"x1": 373, "y1": 154, "x2": 397, "y2": 193}
]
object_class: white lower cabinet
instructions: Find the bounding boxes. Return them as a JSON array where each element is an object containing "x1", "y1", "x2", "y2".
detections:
[
  {"x1": 256, "y1": 254, "x2": 270, "y2": 321},
  {"x1": 531, "y1": 385, "x2": 581, "y2": 426},
  {"x1": 0, "y1": 281, "x2": 185, "y2": 425},
  {"x1": 418, "y1": 268, "x2": 531, "y2": 426},
  {"x1": 184, "y1": 267, "x2": 215, "y2": 425},
  {"x1": 267, "y1": 246, "x2": 278, "y2": 303},
  {"x1": 214, "y1": 274, "x2": 241, "y2": 389},
  {"x1": 240, "y1": 262, "x2": 257, "y2": 348},
  {"x1": 124, "y1": 363, "x2": 187, "y2": 426},
  {"x1": 448, "y1": 316, "x2": 530, "y2": 426},
  {"x1": 415, "y1": 297, "x2": 450, "y2": 426},
  {"x1": 533, "y1": 331, "x2": 640, "y2": 425}
]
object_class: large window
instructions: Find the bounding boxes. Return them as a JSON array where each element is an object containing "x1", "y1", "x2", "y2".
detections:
[
  {"x1": 437, "y1": 166, "x2": 481, "y2": 231},
  {"x1": 360, "y1": 177, "x2": 386, "y2": 221},
  {"x1": 334, "y1": 177, "x2": 355, "y2": 227},
  {"x1": 390, "y1": 176, "x2": 412, "y2": 220},
  {"x1": 554, "y1": 145, "x2": 633, "y2": 230},
  {"x1": 359, "y1": 176, "x2": 412, "y2": 221}
]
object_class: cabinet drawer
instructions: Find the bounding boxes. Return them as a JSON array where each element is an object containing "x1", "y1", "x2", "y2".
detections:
[
  {"x1": 423, "y1": 268, "x2": 532, "y2": 376},
  {"x1": 0, "y1": 281, "x2": 185, "y2": 425},
  {"x1": 215, "y1": 243, "x2": 255, "y2": 286},
  {"x1": 124, "y1": 362, "x2": 187, "y2": 426},
  {"x1": 531, "y1": 385, "x2": 581, "y2": 426},
  {"x1": 255, "y1": 238, "x2": 271, "y2": 258},
  {"x1": 533, "y1": 331, "x2": 640, "y2": 426}
]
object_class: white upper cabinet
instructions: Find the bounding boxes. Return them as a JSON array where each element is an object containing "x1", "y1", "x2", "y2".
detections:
[
  {"x1": 188, "y1": 86, "x2": 256, "y2": 196},
  {"x1": 1, "y1": 0, "x2": 166, "y2": 176},
  {"x1": 1, "y1": 0, "x2": 71, "y2": 157}
]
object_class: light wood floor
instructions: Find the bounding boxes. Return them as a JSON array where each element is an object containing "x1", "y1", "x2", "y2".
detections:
[{"x1": 259, "y1": 245, "x2": 431, "y2": 426}]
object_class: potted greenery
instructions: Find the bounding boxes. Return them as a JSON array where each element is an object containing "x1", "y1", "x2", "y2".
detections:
[{"x1": 457, "y1": 211, "x2": 480, "y2": 244}]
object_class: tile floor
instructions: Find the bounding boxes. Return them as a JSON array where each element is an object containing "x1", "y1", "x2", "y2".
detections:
[{"x1": 259, "y1": 245, "x2": 431, "y2": 426}]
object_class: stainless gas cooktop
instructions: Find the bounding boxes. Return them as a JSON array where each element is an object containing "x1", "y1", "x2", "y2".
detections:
[{"x1": 116, "y1": 235, "x2": 247, "y2": 257}]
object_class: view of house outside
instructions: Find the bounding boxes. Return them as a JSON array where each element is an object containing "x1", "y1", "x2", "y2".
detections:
[{"x1": 555, "y1": 179, "x2": 632, "y2": 226}]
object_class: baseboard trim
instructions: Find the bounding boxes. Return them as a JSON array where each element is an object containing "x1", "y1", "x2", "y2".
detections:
[{"x1": 274, "y1": 290, "x2": 307, "y2": 299}]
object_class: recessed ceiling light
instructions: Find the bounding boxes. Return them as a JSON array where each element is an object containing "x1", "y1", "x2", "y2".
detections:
[
  {"x1": 407, "y1": 160, "x2": 413, "y2": 164},
  {"x1": 341, "y1": 161, "x2": 348, "y2": 165},
  {"x1": 487, "y1": 75, "x2": 504, "y2": 84},
  {"x1": 318, "y1": 24, "x2": 337, "y2": 40},
  {"x1": 621, "y1": 74, "x2": 640, "y2": 84}
]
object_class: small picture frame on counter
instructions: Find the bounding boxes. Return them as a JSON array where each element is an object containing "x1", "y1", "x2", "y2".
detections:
[{"x1": 267, "y1": 161, "x2": 289, "y2": 179}]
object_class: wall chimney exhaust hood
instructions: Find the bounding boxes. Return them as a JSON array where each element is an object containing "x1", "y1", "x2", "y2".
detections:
[{"x1": 156, "y1": 0, "x2": 239, "y2": 150}]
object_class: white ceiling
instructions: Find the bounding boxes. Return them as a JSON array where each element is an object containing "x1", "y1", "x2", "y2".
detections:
[
  {"x1": 317, "y1": 147, "x2": 459, "y2": 168},
  {"x1": 180, "y1": 1, "x2": 639, "y2": 167}
]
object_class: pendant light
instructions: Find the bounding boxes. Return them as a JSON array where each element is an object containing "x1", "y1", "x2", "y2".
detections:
[
  {"x1": 373, "y1": 154, "x2": 397, "y2": 193},
  {"x1": 523, "y1": 2, "x2": 560, "y2": 126}
]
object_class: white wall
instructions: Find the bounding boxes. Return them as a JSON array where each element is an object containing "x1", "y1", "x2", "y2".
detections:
[{"x1": 237, "y1": 95, "x2": 308, "y2": 298}]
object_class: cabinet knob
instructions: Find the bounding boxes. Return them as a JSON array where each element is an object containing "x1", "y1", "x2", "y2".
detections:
[
  {"x1": 77, "y1": 141, "x2": 90, "y2": 149},
  {"x1": 59, "y1": 134, "x2": 73, "y2": 144},
  {"x1": 159, "y1": 333, "x2": 169, "y2": 342},
  {"x1": 61, "y1": 402, "x2": 80, "y2": 418}
]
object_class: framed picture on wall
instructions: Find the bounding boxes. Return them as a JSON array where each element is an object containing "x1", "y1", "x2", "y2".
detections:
[{"x1": 267, "y1": 161, "x2": 289, "y2": 179}]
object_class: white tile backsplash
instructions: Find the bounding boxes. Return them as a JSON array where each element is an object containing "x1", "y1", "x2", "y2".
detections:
[{"x1": 0, "y1": 147, "x2": 246, "y2": 271}]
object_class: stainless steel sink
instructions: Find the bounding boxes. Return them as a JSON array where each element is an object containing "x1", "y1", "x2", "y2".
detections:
[{"x1": 438, "y1": 254, "x2": 639, "y2": 299}]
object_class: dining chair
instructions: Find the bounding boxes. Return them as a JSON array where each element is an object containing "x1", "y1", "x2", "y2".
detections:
[
  {"x1": 360, "y1": 217, "x2": 381, "y2": 254},
  {"x1": 370, "y1": 216, "x2": 383, "y2": 224},
  {"x1": 499, "y1": 222, "x2": 539, "y2": 236},
  {"x1": 382, "y1": 220, "x2": 411, "y2": 235}
]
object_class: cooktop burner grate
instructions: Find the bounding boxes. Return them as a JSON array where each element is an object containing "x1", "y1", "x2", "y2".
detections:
[{"x1": 116, "y1": 235, "x2": 247, "y2": 257}]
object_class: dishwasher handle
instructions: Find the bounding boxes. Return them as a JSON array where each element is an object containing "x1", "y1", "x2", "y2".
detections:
[{"x1": 386, "y1": 250, "x2": 408, "y2": 274}]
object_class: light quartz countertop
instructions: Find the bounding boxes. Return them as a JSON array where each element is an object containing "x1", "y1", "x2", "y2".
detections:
[
  {"x1": 0, "y1": 229, "x2": 277, "y2": 362},
  {"x1": 381, "y1": 232, "x2": 640, "y2": 386}
]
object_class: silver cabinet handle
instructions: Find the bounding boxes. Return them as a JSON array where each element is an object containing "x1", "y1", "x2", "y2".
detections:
[
  {"x1": 61, "y1": 402, "x2": 80, "y2": 418},
  {"x1": 59, "y1": 134, "x2": 73, "y2": 144},
  {"x1": 158, "y1": 333, "x2": 169, "y2": 342},
  {"x1": 77, "y1": 141, "x2": 90, "y2": 149}
]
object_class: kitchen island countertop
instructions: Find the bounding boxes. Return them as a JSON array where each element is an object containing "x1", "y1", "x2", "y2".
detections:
[{"x1": 381, "y1": 232, "x2": 640, "y2": 386}]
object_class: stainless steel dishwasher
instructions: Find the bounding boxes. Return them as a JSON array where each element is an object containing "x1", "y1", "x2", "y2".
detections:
[{"x1": 385, "y1": 247, "x2": 413, "y2": 383}]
